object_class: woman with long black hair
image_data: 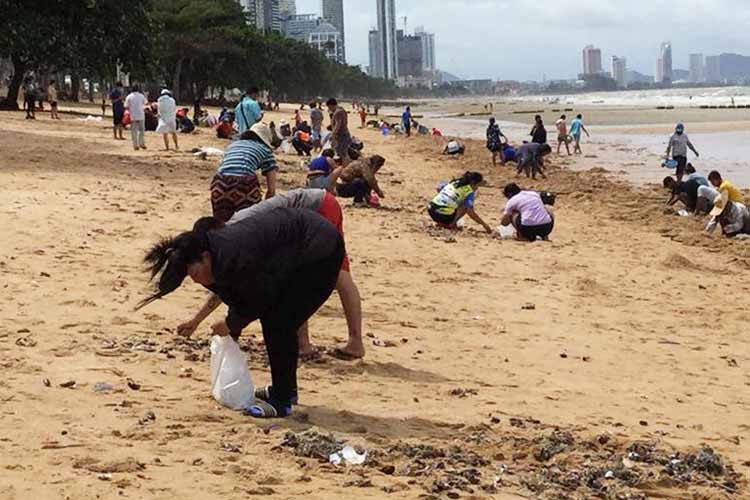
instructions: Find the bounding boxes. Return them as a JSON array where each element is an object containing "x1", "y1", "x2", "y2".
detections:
[
  {"x1": 136, "y1": 208, "x2": 344, "y2": 418},
  {"x1": 428, "y1": 171, "x2": 493, "y2": 232}
]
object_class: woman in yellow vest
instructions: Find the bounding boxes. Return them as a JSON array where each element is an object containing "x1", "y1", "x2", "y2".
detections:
[{"x1": 428, "y1": 171, "x2": 493, "y2": 232}]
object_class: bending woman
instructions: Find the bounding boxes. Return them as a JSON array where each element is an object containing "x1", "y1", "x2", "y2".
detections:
[
  {"x1": 137, "y1": 208, "x2": 344, "y2": 418},
  {"x1": 428, "y1": 171, "x2": 492, "y2": 233}
]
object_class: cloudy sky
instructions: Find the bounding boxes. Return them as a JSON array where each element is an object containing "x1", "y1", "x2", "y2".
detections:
[{"x1": 295, "y1": 0, "x2": 750, "y2": 80}]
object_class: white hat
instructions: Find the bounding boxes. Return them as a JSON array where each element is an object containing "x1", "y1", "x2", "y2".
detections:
[
  {"x1": 250, "y1": 123, "x2": 273, "y2": 149},
  {"x1": 710, "y1": 190, "x2": 730, "y2": 217},
  {"x1": 160, "y1": 89, "x2": 171, "y2": 96}
]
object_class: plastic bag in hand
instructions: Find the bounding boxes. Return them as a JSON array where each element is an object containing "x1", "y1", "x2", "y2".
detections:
[{"x1": 210, "y1": 336, "x2": 254, "y2": 410}]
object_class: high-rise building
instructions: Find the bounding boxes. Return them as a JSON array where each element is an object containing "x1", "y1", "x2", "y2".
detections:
[
  {"x1": 321, "y1": 0, "x2": 345, "y2": 63},
  {"x1": 415, "y1": 26, "x2": 435, "y2": 71},
  {"x1": 582, "y1": 45, "x2": 602, "y2": 75},
  {"x1": 376, "y1": 0, "x2": 398, "y2": 80},
  {"x1": 611, "y1": 56, "x2": 627, "y2": 87},
  {"x1": 689, "y1": 53, "x2": 704, "y2": 83},
  {"x1": 717, "y1": 53, "x2": 750, "y2": 83},
  {"x1": 397, "y1": 30, "x2": 423, "y2": 77},
  {"x1": 282, "y1": 14, "x2": 343, "y2": 63},
  {"x1": 368, "y1": 29, "x2": 383, "y2": 77},
  {"x1": 238, "y1": 0, "x2": 281, "y2": 32},
  {"x1": 658, "y1": 42, "x2": 673, "y2": 83},
  {"x1": 705, "y1": 55, "x2": 721, "y2": 82},
  {"x1": 279, "y1": 0, "x2": 295, "y2": 18}
]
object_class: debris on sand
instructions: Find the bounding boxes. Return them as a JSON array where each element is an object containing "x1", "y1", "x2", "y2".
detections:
[{"x1": 281, "y1": 430, "x2": 345, "y2": 461}]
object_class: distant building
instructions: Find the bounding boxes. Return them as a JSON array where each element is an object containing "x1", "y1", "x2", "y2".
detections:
[
  {"x1": 689, "y1": 53, "x2": 704, "y2": 83},
  {"x1": 239, "y1": 0, "x2": 281, "y2": 33},
  {"x1": 321, "y1": 0, "x2": 345, "y2": 63},
  {"x1": 657, "y1": 42, "x2": 673, "y2": 84},
  {"x1": 626, "y1": 70, "x2": 654, "y2": 84},
  {"x1": 375, "y1": 0, "x2": 398, "y2": 80},
  {"x1": 718, "y1": 53, "x2": 750, "y2": 83},
  {"x1": 397, "y1": 30, "x2": 424, "y2": 78},
  {"x1": 368, "y1": 30, "x2": 383, "y2": 77},
  {"x1": 282, "y1": 15, "x2": 343, "y2": 63},
  {"x1": 672, "y1": 69, "x2": 689, "y2": 81},
  {"x1": 279, "y1": 0, "x2": 295, "y2": 18},
  {"x1": 611, "y1": 56, "x2": 627, "y2": 87},
  {"x1": 450, "y1": 79, "x2": 495, "y2": 94},
  {"x1": 414, "y1": 26, "x2": 436, "y2": 71},
  {"x1": 582, "y1": 45, "x2": 602, "y2": 75},
  {"x1": 705, "y1": 55, "x2": 721, "y2": 82}
]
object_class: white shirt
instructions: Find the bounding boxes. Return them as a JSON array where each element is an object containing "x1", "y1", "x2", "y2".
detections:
[
  {"x1": 157, "y1": 95, "x2": 176, "y2": 120},
  {"x1": 125, "y1": 92, "x2": 147, "y2": 121}
]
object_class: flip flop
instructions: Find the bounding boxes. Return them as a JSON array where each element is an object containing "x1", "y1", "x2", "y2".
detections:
[
  {"x1": 330, "y1": 348, "x2": 363, "y2": 361},
  {"x1": 243, "y1": 400, "x2": 291, "y2": 419},
  {"x1": 299, "y1": 349, "x2": 322, "y2": 362},
  {"x1": 255, "y1": 385, "x2": 299, "y2": 405}
]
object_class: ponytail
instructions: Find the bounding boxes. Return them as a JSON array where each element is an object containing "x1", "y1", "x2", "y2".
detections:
[
  {"x1": 452, "y1": 171, "x2": 483, "y2": 188},
  {"x1": 135, "y1": 221, "x2": 215, "y2": 311}
]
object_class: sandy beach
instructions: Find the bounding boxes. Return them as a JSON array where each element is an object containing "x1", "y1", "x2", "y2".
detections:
[{"x1": 1, "y1": 102, "x2": 749, "y2": 499}]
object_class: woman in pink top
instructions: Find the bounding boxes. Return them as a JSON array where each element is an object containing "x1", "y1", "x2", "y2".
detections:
[{"x1": 500, "y1": 183, "x2": 554, "y2": 242}]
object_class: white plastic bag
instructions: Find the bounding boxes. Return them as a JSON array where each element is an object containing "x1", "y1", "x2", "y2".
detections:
[
  {"x1": 210, "y1": 336, "x2": 254, "y2": 410},
  {"x1": 497, "y1": 224, "x2": 516, "y2": 239},
  {"x1": 280, "y1": 139, "x2": 292, "y2": 154}
]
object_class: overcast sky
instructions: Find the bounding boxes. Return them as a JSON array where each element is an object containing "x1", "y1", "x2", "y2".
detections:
[{"x1": 296, "y1": 0, "x2": 750, "y2": 80}]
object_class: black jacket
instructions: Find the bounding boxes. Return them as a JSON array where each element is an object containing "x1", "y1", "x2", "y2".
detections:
[{"x1": 206, "y1": 207, "x2": 343, "y2": 333}]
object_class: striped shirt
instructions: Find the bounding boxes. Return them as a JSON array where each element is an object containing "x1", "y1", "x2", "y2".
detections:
[{"x1": 217, "y1": 140, "x2": 277, "y2": 177}]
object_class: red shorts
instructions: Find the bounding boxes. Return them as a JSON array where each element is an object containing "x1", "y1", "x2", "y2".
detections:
[{"x1": 317, "y1": 191, "x2": 350, "y2": 272}]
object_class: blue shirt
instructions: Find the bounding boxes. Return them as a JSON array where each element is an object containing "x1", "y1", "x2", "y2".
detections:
[
  {"x1": 218, "y1": 140, "x2": 277, "y2": 177},
  {"x1": 309, "y1": 156, "x2": 332, "y2": 175},
  {"x1": 570, "y1": 118, "x2": 583, "y2": 137},
  {"x1": 110, "y1": 88, "x2": 124, "y2": 112},
  {"x1": 234, "y1": 97, "x2": 262, "y2": 134},
  {"x1": 402, "y1": 111, "x2": 411, "y2": 126},
  {"x1": 686, "y1": 173, "x2": 709, "y2": 186}
]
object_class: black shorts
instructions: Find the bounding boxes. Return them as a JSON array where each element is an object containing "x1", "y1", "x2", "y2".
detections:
[
  {"x1": 518, "y1": 220, "x2": 554, "y2": 241},
  {"x1": 674, "y1": 155, "x2": 687, "y2": 178},
  {"x1": 428, "y1": 205, "x2": 456, "y2": 225}
]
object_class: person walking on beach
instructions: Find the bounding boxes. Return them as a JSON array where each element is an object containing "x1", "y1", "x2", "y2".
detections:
[
  {"x1": 110, "y1": 81, "x2": 126, "y2": 140},
  {"x1": 156, "y1": 89, "x2": 179, "y2": 151},
  {"x1": 47, "y1": 80, "x2": 60, "y2": 120},
  {"x1": 486, "y1": 118, "x2": 508, "y2": 167},
  {"x1": 23, "y1": 76, "x2": 37, "y2": 120},
  {"x1": 326, "y1": 98, "x2": 352, "y2": 165},
  {"x1": 402, "y1": 106, "x2": 412, "y2": 137},
  {"x1": 570, "y1": 114, "x2": 590, "y2": 155},
  {"x1": 428, "y1": 172, "x2": 493, "y2": 233},
  {"x1": 555, "y1": 115, "x2": 570, "y2": 155},
  {"x1": 125, "y1": 85, "x2": 147, "y2": 150},
  {"x1": 530, "y1": 115, "x2": 547, "y2": 144},
  {"x1": 137, "y1": 208, "x2": 345, "y2": 418},
  {"x1": 235, "y1": 86, "x2": 263, "y2": 136},
  {"x1": 665, "y1": 123, "x2": 699, "y2": 181},
  {"x1": 500, "y1": 183, "x2": 555, "y2": 242},
  {"x1": 177, "y1": 188, "x2": 365, "y2": 361},
  {"x1": 211, "y1": 123, "x2": 278, "y2": 222}
]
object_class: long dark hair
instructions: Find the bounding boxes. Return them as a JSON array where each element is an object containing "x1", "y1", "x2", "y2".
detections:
[
  {"x1": 135, "y1": 219, "x2": 217, "y2": 311},
  {"x1": 453, "y1": 171, "x2": 483, "y2": 188}
]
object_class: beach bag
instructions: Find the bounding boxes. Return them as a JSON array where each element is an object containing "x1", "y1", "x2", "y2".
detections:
[
  {"x1": 210, "y1": 336, "x2": 254, "y2": 410},
  {"x1": 662, "y1": 159, "x2": 679, "y2": 169},
  {"x1": 540, "y1": 191, "x2": 556, "y2": 206}
]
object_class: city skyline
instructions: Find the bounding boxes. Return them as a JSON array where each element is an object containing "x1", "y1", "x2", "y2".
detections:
[{"x1": 295, "y1": 0, "x2": 750, "y2": 82}]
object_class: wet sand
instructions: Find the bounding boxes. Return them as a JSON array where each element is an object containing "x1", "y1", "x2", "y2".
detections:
[{"x1": 1, "y1": 103, "x2": 749, "y2": 499}]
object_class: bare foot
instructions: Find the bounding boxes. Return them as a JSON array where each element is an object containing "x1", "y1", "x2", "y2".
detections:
[
  {"x1": 334, "y1": 340, "x2": 365, "y2": 360},
  {"x1": 299, "y1": 344, "x2": 320, "y2": 362}
]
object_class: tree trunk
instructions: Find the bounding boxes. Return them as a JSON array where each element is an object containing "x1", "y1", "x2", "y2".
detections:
[
  {"x1": 88, "y1": 79, "x2": 95, "y2": 102},
  {"x1": 0, "y1": 54, "x2": 26, "y2": 110},
  {"x1": 70, "y1": 72, "x2": 81, "y2": 102},
  {"x1": 172, "y1": 57, "x2": 184, "y2": 103}
]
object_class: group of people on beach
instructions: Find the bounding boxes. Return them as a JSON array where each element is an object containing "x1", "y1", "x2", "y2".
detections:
[{"x1": 661, "y1": 123, "x2": 748, "y2": 237}]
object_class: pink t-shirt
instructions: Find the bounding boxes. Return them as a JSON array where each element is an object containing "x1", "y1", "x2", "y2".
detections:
[
  {"x1": 504, "y1": 191, "x2": 552, "y2": 226},
  {"x1": 555, "y1": 119, "x2": 567, "y2": 135}
]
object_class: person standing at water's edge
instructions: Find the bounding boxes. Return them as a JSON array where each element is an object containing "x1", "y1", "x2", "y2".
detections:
[
  {"x1": 137, "y1": 208, "x2": 345, "y2": 418},
  {"x1": 110, "y1": 81, "x2": 125, "y2": 140},
  {"x1": 125, "y1": 85, "x2": 148, "y2": 150},
  {"x1": 530, "y1": 115, "x2": 547, "y2": 144},
  {"x1": 570, "y1": 114, "x2": 590, "y2": 155},
  {"x1": 486, "y1": 118, "x2": 508, "y2": 167},
  {"x1": 156, "y1": 89, "x2": 179, "y2": 151},
  {"x1": 235, "y1": 86, "x2": 263, "y2": 136},
  {"x1": 555, "y1": 115, "x2": 570, "y2": 155},
  {"x1": 402, "y1": 106, "x2": 412, "y2": 137},
  {"x1": 665, "y1": 123, "x2": 699, "y2": 181}
]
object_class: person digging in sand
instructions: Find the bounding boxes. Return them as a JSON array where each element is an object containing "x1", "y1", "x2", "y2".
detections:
[
  {"x1": 176, "y1": 188, "x2": 365, "y2": 361},
  {"x1": 137, "y1": 208, "x2": 345, "y2": 418},
  {"x1": 500, "y1": 183, "x2": 555, "y2": 242},
  {"x1": 428, "y1": 171, "x2": 493, "y2": 233}
]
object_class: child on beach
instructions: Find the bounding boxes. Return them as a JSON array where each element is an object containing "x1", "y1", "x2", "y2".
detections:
[
  {"x1": 570, "y1": 114, "x2": 590, "y2": 154},
  {"x1": 486, "y1": 118, "x2": 508, "y2": 166},
  {"x1": 665, "y1": 123, "x2": 699, "y2": 181},
  {"x1": 500, "y1": 183, "x2": 555, "y2": 242},
  {"x1": 137, "y1": 208, "x2": 345, "y2": 418},
  {"x1": 428, "y1": 172, "x2": 493, "y2": 233},
  {"x1": 707, "y1": 171, "x2": 743, "y2": 203}
]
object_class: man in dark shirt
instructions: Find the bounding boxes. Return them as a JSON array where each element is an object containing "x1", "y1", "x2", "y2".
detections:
[
  {"x1": 110, "y1": 81, "x2": 125, "y2": 140},
  {"x1": 663, "y1": 176, "x2": 701, "y2": 212}
]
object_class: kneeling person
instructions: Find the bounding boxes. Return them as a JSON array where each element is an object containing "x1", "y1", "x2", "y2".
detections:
[
  {"x1": 428, "y1": 171, "x2": 492, "y2": 233},
  {"x1": 501, "y1": 183, "x2": 554, "y2": 241}
]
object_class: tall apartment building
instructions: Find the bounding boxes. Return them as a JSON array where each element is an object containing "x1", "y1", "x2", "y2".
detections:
[
  {"x1": 611, "y1": 56, "x2": 627, "y2": 87},
  {"x1": 705, "y1": 56, "x2": 721, "y2": 82},
  {"x1": 238, "y1": 0, "x2": 281, "y2": 33},
  {"x1": 374, "y1": 0, "x2": 398, "y2": 80},
  {"x1": 396, "y1": 30, "x2": 423, "y2": 77},
  {"x1": 279, "y1": 0, "x2": 295, "y2": 18},
  {"x1": 368, "y1": 30, "x2": 383, "y2": 77},
  {"x1": 321, "y1": 0, "x2": 346, "y2": 63},
  {"x1": 414, "y1": 26, "x2": 435, "y2": 71},
  {"x1": 657, "y1": 42, "x2": 673, "y2": 83},
  {"x1": 689, "y1": 53, "x2": 704, "y2": 83},
  {"x1": 582, "y1": 45, "x2": 602, "y2": 75}
]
